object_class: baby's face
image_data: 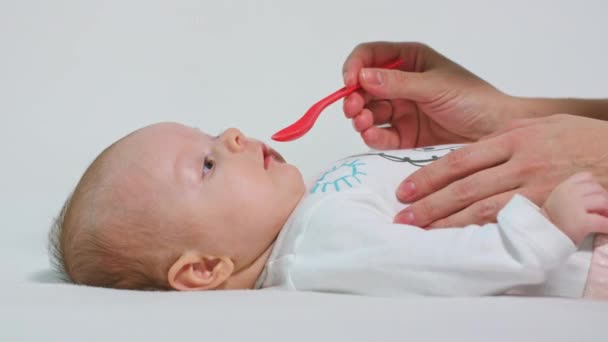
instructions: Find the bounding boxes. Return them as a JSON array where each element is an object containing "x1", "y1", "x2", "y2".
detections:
[{"x1": 118, "y1": 122, "x2": 305, "y2": 265}]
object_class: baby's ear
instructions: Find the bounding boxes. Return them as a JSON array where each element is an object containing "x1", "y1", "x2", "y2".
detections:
[{"x1": 168, "y1": 252, "x2": 234, "y2": 291}]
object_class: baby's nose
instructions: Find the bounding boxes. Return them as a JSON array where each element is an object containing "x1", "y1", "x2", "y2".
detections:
[{"x1": 221, "y1": 128, "x2": 246, "y2": 152}]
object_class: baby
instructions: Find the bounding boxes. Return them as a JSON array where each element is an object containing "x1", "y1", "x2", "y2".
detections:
[{"x1": 49, "y1": 122, "x2": 608, "y2": 297}]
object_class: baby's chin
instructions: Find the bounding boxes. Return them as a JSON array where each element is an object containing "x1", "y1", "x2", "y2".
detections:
[{"x1": 290, "y1": 167, "x2": 307, "y2": 199}]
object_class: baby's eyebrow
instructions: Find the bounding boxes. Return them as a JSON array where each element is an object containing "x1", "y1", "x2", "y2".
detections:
[{"x1": 190, "y1": 126, "x2": 218, "y2": 138}]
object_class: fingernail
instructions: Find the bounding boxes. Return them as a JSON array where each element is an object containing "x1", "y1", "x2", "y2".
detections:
[
  {"x1": 397, "y1": 181, "x2": 416, "y2": 201},
  {"x1": 395, "y1": 209, "x2": 415, "y2": 224},
  {"x1": 361, "y1": 69, "x2": 383, "y2": 86}
]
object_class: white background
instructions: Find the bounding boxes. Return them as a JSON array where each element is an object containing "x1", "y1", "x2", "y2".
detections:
[{"x1": 1, "y1": 0, "x2": 608, "y2": 297}]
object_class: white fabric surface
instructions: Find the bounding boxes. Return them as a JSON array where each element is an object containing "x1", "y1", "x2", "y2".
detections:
[{"x1": 2, "y1": 284, "x2": 608, "y2": 342}]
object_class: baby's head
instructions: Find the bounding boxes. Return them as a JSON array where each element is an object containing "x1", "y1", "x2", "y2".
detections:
[{"x1": 49, "y1": 122, "x2": 305, "y2": 290}]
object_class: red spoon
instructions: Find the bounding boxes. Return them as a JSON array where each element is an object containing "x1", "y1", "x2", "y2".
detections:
[{"x1": 272, "y1": 59, "x2": 404, "y2": 142}]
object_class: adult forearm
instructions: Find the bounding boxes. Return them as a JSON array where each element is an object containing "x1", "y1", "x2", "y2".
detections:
[{"x1": 510, "y1": 97, "x2": 608, "y2": 121}]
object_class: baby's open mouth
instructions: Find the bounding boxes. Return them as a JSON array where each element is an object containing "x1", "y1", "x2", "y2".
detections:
[{"x1": 262, "y1": 143, "x2": 285, "y2": 169}]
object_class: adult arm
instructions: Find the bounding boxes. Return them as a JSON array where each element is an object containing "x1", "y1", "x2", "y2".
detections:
[{"x1": 509, "y1": 97, "x2": 608, "y2": 121}]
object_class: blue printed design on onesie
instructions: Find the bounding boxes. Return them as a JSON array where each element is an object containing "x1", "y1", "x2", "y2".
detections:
[{"x1": 311, "y1": 159, "x2": 367, "y2": 194}]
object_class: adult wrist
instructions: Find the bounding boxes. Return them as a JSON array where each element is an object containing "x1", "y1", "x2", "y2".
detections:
[
  {"x1": 507, "y1": 97, "x2": 608, "y2": 121},
  {"x1": 487, "y1": 94, "x2": 533, "y2": 132},
  {"x1": 506, "y1": 96, "x2": 552, "y2": 120}
]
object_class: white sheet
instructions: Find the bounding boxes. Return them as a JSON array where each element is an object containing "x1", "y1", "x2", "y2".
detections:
[{"x1": 3, "y1": 280, "x2": 608, "y2": 341}]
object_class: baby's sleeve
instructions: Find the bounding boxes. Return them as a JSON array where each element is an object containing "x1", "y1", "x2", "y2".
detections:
[{"x1": 290, "y1": 194, "x2": 577, "y2": 297}]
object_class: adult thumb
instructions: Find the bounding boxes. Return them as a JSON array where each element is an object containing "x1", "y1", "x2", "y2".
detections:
[{"x1": 359, "y1": 68, "x2": 435, "y2": 102}]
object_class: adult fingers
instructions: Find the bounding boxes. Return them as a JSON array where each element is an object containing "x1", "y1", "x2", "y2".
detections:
[
  {"x1": 367, "y1": 99, "x2": 419, "y2": 126},
  {"x1": 342, "y1": 42, "x2": 404, "y2": 87},
  {"x1": 365, "y1": 100, "x2": 394, "y2": 125},
  {"x1": 352, "y1": 109, "x2": 375, "y2": 133},
  {"x1": 394, "y1": 161, "x2": 523, "y2": 227},
  {"x1": 345, "y1": 90, "x2": 417, "y2": 125},
  {"x1": 351, "y1": 99, "x2": 418, "y2": 133},
  {"x1": 425, "y1": 190, "x2": 543, "y2": 229},
  {"x1": 343, "y1": 41, "x2": 435, "y2": 86},
  {"x1": 396, "y1": 136, "x2": 514, "y2": 204},
  {"x1": 344, "y1": 90, "x2": 376, "y2": 119},
  {"x1": 360, "y1": 126, "x2": 402, "y2": 150},
  {"x1": 360, "y1": 112, "x2": 420, "y2": 150},
  {"x1": 344, "y1": 90, "x2": 366, "y2": 119},
  {"x1": 359, "y1": 68, "x2": 440, "y2": 103}
]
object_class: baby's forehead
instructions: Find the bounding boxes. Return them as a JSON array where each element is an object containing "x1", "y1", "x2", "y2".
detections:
[
  {"x1": 130, "y1": 122, "x2": 200, "y2": 142},
  {"x1": 116, "y1": 123, "x2": 204, "y2": 155}
]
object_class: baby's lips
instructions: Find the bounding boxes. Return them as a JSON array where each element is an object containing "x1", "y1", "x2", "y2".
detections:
[
  {"x1": 270, "y1": 147, "x2": 286, "y2": 163},
  {"x1": 261, "y1": 142, "x2": 286, "y2": 163}
]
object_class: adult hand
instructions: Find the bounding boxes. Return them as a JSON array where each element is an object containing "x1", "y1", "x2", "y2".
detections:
[
  {"x1": 342, "y1": 41, "x2": 515, "y2": 149},
  {"x1": 395, "y1": 114, "x2": 608, "y2": 228}
]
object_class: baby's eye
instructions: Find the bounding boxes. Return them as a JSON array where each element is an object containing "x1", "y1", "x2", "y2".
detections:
[{"x1": 203, "y1": 157, "x2": 215, "y2": 176}]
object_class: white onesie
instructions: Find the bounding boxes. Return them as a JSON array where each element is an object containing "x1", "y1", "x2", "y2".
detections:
[{"x1": 255, "y1": 145, "x2": 592, "y2": 297}]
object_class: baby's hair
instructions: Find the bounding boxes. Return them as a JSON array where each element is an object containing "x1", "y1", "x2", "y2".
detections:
[
  {"x1": 48, "y1": 193, "x2": 71, "y2": 283},
  {"x1": 48, "y1": 140, "x2": 180, "y2": 290}
]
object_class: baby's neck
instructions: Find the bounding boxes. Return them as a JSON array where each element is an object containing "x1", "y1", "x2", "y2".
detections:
[
  {"x1": 222, "y1": 243, "x2": 274, "y2": 290},
  {"x1": 223, "y1": 191, "x2": 304, "y2": 290}
]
